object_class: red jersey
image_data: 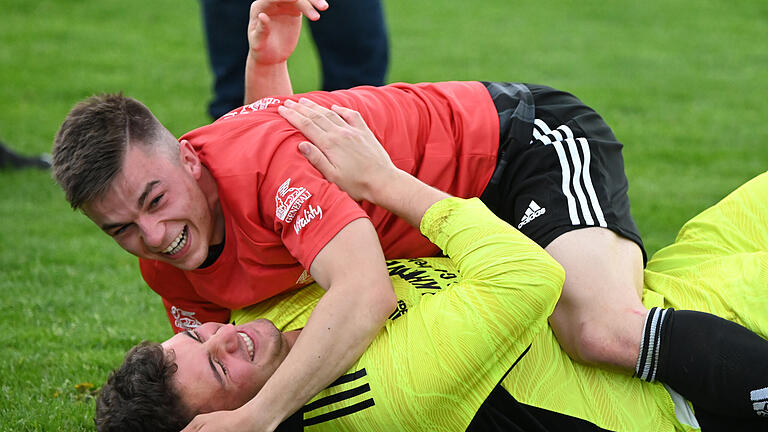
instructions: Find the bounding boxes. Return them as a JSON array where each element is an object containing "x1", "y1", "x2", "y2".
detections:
[{"x1": 140, "y1": 81, "x2": 500, "y2": 332}]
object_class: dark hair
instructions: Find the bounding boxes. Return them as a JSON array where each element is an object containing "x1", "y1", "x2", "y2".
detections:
[
  {"x1": 52, "y1": 93, "x2": 166, "y2": 210},
  {"x1": 95, "y1": 341, "x2": 192, "y2": 432}
]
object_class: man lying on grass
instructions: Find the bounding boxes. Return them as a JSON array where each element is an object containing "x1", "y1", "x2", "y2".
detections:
[
  {"x1": 54, "y1": 2, "x2": 768, "y2": 427},
  {"x1": 95, "y1": 101, "x2": 768, "y2": 431}
]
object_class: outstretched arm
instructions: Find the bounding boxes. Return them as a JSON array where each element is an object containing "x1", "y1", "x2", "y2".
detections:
[{"x1": 244, "y1": 0, "x2": 327, "y2": 103}]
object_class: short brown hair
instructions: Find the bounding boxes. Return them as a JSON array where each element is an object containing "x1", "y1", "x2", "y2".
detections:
[
  {"x1": 95, "y1": 341, "x2": 192, "y2": 431},
  {"x1": 52, "y1": 93, "x2": 165, "y2": 210}
]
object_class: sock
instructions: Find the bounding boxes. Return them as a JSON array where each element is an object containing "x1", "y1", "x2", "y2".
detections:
[{"x1": 635, "y1": 307, "x2": 768, "y2": 419}]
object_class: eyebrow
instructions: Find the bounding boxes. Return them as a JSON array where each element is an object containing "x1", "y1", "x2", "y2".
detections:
[
  {"x1": 137, "y1": 180, "x2": 160, "y2": 208},
  {"x1": 98, "y1": 180, "x2": 160, "y2": 232},
  {"x1": 183, "y1": 331, "x2": 224, "y2": 387}
]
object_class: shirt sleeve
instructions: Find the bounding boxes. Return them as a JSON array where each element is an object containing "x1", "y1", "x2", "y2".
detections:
[
  {"x1": 305, "y1": 198, "x2": 565, "y2": 431},
  {"x1": 254, "y1": 135, "x2": 370, "y2": 270}
]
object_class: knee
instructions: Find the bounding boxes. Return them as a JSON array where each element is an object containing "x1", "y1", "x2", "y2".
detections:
[
  {"x1": 568, "y1": 322, "x2": 625, "y2": 366},
  {"x1": 551, "y1": 311, "x2": 644, "y2": 370}
]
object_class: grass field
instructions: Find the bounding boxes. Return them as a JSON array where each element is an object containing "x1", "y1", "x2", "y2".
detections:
[{"x1": 1, "y1": 0, "x2": 766, "y2": 429}]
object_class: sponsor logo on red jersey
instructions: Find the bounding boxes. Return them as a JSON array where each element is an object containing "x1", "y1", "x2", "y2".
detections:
[
  {"x1": 294, "y1": 204, "x2": 323, "y2": 235},
  {"x1": 275, "y1": 178, "x2": 311, "y2": 223},
  {"x1": 171, "y1": 306, "x2": 202, "y2": 331},
  {"x1": 220, "y1": 97, "x2": 281, "y2": 119}
]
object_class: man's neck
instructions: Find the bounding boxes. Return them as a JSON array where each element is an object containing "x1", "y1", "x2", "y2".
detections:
[{"x1": 199, "y1": 164, "x2": 225, "y2": 245}]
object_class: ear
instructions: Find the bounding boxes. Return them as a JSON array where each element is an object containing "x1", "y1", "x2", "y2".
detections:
[{"x1": 179, "y1": 140, "x2": 202, "y2": 180}]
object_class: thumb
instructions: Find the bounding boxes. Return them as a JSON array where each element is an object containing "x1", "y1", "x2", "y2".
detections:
[{"x1": 298, "y1": 142, "x2": 335, "y2": 179}]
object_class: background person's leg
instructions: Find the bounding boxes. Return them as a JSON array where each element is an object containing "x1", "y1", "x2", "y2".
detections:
[
  {"x1": 200, "y1": 0, "x2": 252, "y2": 119},
  {"x1": 306, "y1": 0, "x2": 388, "y2": 91}
]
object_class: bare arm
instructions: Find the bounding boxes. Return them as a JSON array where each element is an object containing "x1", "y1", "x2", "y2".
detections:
[
  {"x1": 244, "y1": 0, "x2": 328, "y2": 103},
  {"x1": 240, "y1": 218, "x2": 397, "y2": 429},
  {"x1": 181, "y1": 218, "x2": 397, "y2": 432}
]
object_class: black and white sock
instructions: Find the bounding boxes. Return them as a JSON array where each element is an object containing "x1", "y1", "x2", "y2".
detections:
[{"x1": 635, "y1": 307, "x2": 768, "y2": 419}]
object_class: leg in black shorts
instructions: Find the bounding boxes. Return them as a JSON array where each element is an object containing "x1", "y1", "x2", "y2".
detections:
[
  {"x1": 479, "y1": 81, "x2": 647, "y2": 371},
  {"x1": 479, "y1": 82, "x2": 768, "y2": 423}
]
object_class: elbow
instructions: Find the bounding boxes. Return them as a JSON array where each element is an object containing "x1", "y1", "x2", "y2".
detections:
[
  {"x1": 376, "y1": 288, "x2": 398, "y2": 322},
  {"x1": 364, "y1": 282, "x2": 398, "y2": 325}
]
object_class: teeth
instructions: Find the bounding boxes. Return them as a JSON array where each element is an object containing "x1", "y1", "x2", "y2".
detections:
[
  {"x1": 162, "y1": 227, "x2": 187, "y2": 255},
  {"x1": 238, "y1": 332, "x2": 254, "y2": 361}
]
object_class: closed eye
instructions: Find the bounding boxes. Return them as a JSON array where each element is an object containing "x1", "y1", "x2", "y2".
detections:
[
  {"x1": 148, "y1": 194, "x2": 164, "y2": 210},
  {"x1": 112, "y1": 224, "x2": 132, "y2": 236},
  {"x1": 184, "y1": 330, "x2": 226, "y2": 386},
  {"x1": 216, "y1": 359, "x2": 228, "y2": 376}
]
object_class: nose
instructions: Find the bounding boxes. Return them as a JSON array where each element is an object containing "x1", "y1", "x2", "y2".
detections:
[
  {"x1": 137, "y1": 214, "x2": 165, "y2": 249},
  {"x1": 207, "y1": 324, "x2": 240, "y2": 355}
]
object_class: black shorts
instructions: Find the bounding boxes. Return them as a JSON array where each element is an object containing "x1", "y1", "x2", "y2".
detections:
[{"x1": 479, "y1": 82, "x2": 647, "y2": 263}]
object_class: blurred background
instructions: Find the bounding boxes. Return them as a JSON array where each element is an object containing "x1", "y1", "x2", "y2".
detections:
[{"x1": 0, "y1": 0, "x2": 766, "y2": 428}]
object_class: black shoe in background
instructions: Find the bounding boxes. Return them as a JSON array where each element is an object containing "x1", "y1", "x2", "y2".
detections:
[{"x1": 0, "y1": 140, "x2": 51, "y2": 170}]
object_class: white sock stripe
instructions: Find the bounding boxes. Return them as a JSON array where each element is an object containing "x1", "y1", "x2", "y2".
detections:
[
  {"x1": 640, "y1": 308, "x2": 662, "y2": 381},
  {"x1": 649, "y1": 308, "x2": 669, "y2": 382},
  {"x1": 577, "y1": 137, "x2": 607, "y2": 227},
  {"x1": 635, "y1": 308, "x2": 652, "y2": 377},
  {"x1": 751, "y1": 386, "x2": 768, "y2": 402}
]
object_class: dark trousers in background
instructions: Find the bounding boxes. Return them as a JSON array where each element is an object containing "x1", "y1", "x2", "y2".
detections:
[{"x1": 200, "y1": 0, "x2": 389, "y2": 119}]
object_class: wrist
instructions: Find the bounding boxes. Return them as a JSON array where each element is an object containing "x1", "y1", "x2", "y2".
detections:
[
  {"x1": 362, "y1": 167, "x2": 407, "y2": 207},
  {"x1": 246, "y1": 52, "x2": 288, "y2": 70},
  {"x1": 239, "y1": 391, "x2": 283, "y2": 431}
]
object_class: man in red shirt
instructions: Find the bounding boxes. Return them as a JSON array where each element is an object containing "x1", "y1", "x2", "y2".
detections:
[{"x1": 51, "y1": 0, "x2": 768, "y2": 429}]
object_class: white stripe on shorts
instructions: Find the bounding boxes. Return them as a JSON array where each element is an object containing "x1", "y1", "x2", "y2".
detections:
[
  {"x1": 533, "y1": 118, "x2": 607, "y2": 228},
  {"x1": 578, "y1": 137, "x2": 607, "y2": 227},
  {"x1": 534, "y1": 121, "x2": 580, "y2": 225}
]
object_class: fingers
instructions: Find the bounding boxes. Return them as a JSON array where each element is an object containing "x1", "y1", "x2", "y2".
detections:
[
  {"x1": 306, "y1": 0, "x2": 329, "y2": 12},
  {"x1": 331, "y1": 105, "x2": 366, "y2": 130},
  {"x1": 295, "y1": 0, "x2": 326, "y2": 20},
  {"x1": 298, "y1": 141, "x2": 335, "y2": 179},
  {"x1": 279, "y1": 98, "x2": 348, "y2": 133},
  {"x1": 278, "y1": 102, "x2": 333, "y2": 148}
]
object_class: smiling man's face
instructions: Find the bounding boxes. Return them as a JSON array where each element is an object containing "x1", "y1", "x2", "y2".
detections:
[
  {"x1": 83, "y1": 140, "x2": 222, "y2": 270},
  {"x1": 162, "y1": 320, "x2": 295, "y2": 414}
]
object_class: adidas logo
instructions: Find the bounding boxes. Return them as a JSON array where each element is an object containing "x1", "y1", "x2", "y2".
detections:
[
  {"x1": 751, "y1": 387, "x2": 768, "y2": 417},
  {"x1": 518, "y1": 200, "x2": 546, "y2": 229}
]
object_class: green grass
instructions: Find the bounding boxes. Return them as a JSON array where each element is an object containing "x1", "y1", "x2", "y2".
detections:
[{"x1": 0, "y1": 0, "x2": 766, "y2": 429}]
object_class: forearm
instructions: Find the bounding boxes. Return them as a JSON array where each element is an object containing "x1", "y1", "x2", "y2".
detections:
[
  {"x1": 238, "y1": 279, "x2": 395, "y2": 430},
  {"x1": 364, "y1": 169, "x2": 451, "y2": 228},
  {"x1": 244, "y1": 54, "x2": 293, "y2": 104}
]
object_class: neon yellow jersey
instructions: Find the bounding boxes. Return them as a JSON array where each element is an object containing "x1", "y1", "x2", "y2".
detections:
[
  {"x1": 233, "y1": 172, "x2": 768, "y2": 431},
  {"x1": 234, "y1": 197, "x2": 564, "y2": 430},
  {"x1": 643, "y1": 172, "x2": 768, "y2": 339},
  {"x1": 502, "y1": 172, "x2": 768, "y2": 432}
]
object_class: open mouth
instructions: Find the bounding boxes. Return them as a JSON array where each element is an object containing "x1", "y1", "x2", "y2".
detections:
[
  {"x1": 238, "y1": 331, "x2": 255, "y2": 361},
  {"x1": 162, "y1": 226, "x2": 188, "y2": 255}
]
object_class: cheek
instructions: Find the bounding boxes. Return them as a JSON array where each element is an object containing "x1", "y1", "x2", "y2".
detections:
[
  {"x1": 229, "y1": 368, "x2": 266, "y2": 405},
  {"x1": 115, "y1": 236, "x2": 140, "y2": 254}
]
